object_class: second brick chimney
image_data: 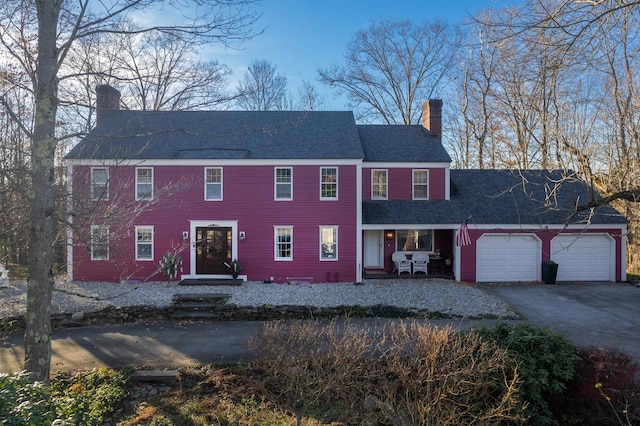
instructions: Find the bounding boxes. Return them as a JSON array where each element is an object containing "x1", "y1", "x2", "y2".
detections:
[
  {"x1": 421, "y1": 99, "x2": 443, "y2": 138},
  {"x1": 95, "y1": 84, "x2": 121, "y2": 125}
]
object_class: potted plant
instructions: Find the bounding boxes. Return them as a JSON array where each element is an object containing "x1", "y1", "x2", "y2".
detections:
[
  {"x1": 542, "y1": 260, "x2": 558, "y2": 284},
  {"x1": 224, "y1": 259, "x2": 243, "y2": 279}
]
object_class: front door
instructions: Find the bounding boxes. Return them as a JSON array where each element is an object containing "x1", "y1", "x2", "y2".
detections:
[
  {"x1": 195, "y1": 227, "x2": 232, "y2": 275},
  {"x1": 364, "y1": 230, "x2": 384, "y2": 268}
]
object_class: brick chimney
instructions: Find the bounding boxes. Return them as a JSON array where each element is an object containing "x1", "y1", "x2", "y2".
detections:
[
  {"x1": 421, "y1": 99, "x2": 443, "y2": 138},
  {"x1": 95, "y1": 84, "x2": 121, "y2": 125}
]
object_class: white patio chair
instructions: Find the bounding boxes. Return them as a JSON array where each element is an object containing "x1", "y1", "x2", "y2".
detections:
[
  {"x1": 392, "y1": 252, "x2": 412, "y2": 275},
  {"x1": 412, "y1": 252, "x2": 429, "y2": 275}
]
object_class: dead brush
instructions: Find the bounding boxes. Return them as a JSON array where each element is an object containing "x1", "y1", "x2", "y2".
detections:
[
  {"x1": 374, "y1": 321, "x2": 524, "y2": 425},
  {"x1": 250, "y1": 319, "x2": 525, "y2": 425},
  {"x1": 250, "y1": 320, "x2": 377, "y2": 425}
]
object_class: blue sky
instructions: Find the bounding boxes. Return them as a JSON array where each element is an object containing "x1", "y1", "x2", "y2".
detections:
[{"x1": 209, "y1": 0, "x2": 520, "y2": 109}]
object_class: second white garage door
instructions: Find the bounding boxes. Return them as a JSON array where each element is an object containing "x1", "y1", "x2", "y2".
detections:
[
  {"x1": 476, "y1": 234, "x2": 541, "y2": 282},
  {"x1": 550, "y1": 234, "x2": 614, "y2": 282}
]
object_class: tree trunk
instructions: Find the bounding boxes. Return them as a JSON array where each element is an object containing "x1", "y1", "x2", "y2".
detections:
[{"x1": 25, "y1": 0, "x2": 60, "y2": 384}]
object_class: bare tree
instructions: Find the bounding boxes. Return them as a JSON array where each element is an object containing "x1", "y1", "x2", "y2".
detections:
[
  {"x1": 0, "y1": 69, "x2": 33, "y2": 267},
  {"x1": 449, "y1": 14, "x2": 502, "y2": 169},
  {"x1": 110, "y1": 31, "x2": 235, "y2": 111},
  {"x1": 319, "y1": 19, "x2": 462, "y2": 124},
  {"x1": 235, "y1": 59, "x2": 290, "y2": 110},
  {"x1": 0, "y1": 0, "x2": 260, "y2": 382},
  {"x1": 491, "y1": 0, "x2": 640, "y2": 207},
  {"x1": 453, "y1": 0, "x2": 640, "y2": 271},
  {"x1": 296, "y1": 79, "x2": 326, "y2": 111}
]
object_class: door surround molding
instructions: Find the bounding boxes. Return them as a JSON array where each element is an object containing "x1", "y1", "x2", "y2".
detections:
[{"x1": 183, "y1": 220, "x2": 239, "y2": 280}]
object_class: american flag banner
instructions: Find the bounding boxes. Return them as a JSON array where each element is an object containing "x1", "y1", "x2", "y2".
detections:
[{"x1": 456, "y1": 218, "x2": 471, "y2": 247}]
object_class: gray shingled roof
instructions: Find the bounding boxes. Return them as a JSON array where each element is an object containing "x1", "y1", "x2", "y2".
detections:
[
  {"x1": 363, "y1": 170, "x2": 627, "y2": 226},
  {"x1": 66, "y1": 110, "x2": 365, "y2": 160},
  {"x1": 358, "y1": 125, "x2": 452, "y2": 163}
]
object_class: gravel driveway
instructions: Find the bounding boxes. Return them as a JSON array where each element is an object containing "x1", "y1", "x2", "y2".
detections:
[{"x1": 0, "y1": 278, "x2": 517, "y2": 319}]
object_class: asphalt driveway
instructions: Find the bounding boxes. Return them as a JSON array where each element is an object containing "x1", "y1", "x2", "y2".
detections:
[
  {"x1": 1, "y1": 281, "x2": 639, "y2": 374},
  {"x1": 479, "y1": 281, "x2": 640, "y2": 358}
]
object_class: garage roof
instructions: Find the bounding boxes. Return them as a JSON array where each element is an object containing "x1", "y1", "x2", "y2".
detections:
[{"x1": 363, "y1": 169, "x2": 627, "y2": 226}]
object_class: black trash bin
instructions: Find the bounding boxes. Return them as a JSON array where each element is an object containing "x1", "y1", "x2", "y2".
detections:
[{"x1": 542, "y1": 261, "x2": 558, "y2": 284}]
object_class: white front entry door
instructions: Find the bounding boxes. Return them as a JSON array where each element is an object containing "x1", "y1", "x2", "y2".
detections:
[{"x1": 364, "y1": 230, "x2": 384, "y2": 268}]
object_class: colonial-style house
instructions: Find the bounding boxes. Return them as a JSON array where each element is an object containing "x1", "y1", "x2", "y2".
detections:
[{"x1": 65, "y1": 85, "x2": 627, "y2": 283}]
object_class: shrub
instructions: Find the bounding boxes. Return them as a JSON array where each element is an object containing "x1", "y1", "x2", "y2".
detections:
[
  {"x1": 478, "y1": 323, "x2": 577, "y2": 425},
  {"x1": 251, "y1": 320, "x2": 524, "y2": 425},
  {"x1": 52, "y1": 367, "x2": 130, "y2": 424},
  {"x1": 0, "y1": 368, "x2": 130, "y2": 425},
  {"x1": 559, "y1": 347, "x2": 640, "y2": 425},
  {"x1": 159, "y1": 251, "x2": 182, "y2": 281},
  {"x1": 0, "y1": 371, "x2": 56, "y2": 425}
]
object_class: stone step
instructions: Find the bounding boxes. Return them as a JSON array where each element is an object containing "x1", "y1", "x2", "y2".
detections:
[
  {"x1": 131, "y1": 370, "x2": 179, "y2": 383},
  {"x1": 172, "y1": 311, "x2": 221, "y2": 320},
  {"x1": 171, "y1": 302, "x2": 223, "y2": 310},
  {"x1": 172, "y1": 293, "x2": 231, "y2": 303}
]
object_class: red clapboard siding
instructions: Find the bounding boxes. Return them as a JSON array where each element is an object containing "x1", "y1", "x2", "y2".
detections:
[
  {"x1": 362, "y1": 167, "x2": 447, "y2": 200},
  {"x1": 71, "y1": 164, "x2": 359, "y2": 283}
]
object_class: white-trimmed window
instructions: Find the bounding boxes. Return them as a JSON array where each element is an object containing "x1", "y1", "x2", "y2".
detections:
[
  {"x1": 274, "y1": 226, "x2": 293, "y2": 260},
  {"x1": 320, "y1": 226, "x2": 338, "y2": 260},
  {"x1": 90, "y1": 225, "x2": 109, "y2": 260},
  {"x1": 91, "y1": 167, "x2": 109, "y2": 201},
  {"x1": 135, "y1": 226, "x2": 154, "y2": 260},
  {"x1": 413, "y1": 170, "x2": 429, "y2": 200},
  {"x1": 205, "y1": 167, "x2": 223, "y2": 201},
  {"x1": 397, "y1": 229, "x2": 433, "y2": 252},
  {"x1": 275, "y1": 167, "x2": 292, "y2": 200},
  {"x1": 372, "y1": 169, "x2": 387, "y2": 200},
  {"x1": 320, "y1": 167, "x2": 338, "y2": 200},
  {"x1": 136, "y1": 167, "x2": 153, "y2": 200}
]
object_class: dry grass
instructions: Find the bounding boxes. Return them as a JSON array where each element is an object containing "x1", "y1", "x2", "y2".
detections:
[
  {"x1": 250, "y1": 320, "x2": 525, "y2": 425},
  {"x1": 116, "y1": 320, "x2": 525, "y2": 425}
]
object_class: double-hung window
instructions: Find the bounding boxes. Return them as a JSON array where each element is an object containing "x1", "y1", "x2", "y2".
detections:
[
  {"x1": 90, "y1": 225, "x2": 109, "y2": 260},
  {"x1": 135, "y1": 226, "x2": 154, "y2": 260},
  {"x1": 275, "y1": 167, "x2": 292, "y2": 200},
  {"x1": 91, "y1": 167, "x2": 109, "y2": 201},
  {"x1": 136, "y1": 168, "x2": 153, "y2": 200},
  {"x1": 413, "y1": 170, "x2": 429, "y2": 200},
  {"x1": 320, "y1": 226, "x2": 338, "y2": 260},
  {"x1": 320, "y1": 167, "x2": 338, "y2": 200},
  {"x1": 274, "y1": 226, "x2": 293, "y2": 260},
  {"x1": 205, "y1": 168, "x2": 223, "y2": 201},
  {"x1": 372, "y1": 169, "x2": 387, "y2": 200}
]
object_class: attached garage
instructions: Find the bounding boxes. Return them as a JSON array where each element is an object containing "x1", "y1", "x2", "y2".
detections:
[
  {"x1": 476, "y1": 234, "x2": 541, "y2": 282},
  {"x1": 550, "y1": 234, "x2": 615, "y2": 282}
]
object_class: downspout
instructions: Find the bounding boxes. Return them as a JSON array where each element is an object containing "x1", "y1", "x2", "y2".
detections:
[
  {"x1": 356, "y1": 161, "x2": 363, "y2": 282},
  {"x1": 66, "y1": 162, "x2": 73, "y2": 281}
]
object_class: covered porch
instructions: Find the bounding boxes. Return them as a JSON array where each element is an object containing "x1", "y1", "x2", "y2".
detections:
[{"x1": 362, "y1": 228, "x2": 455, "y2": 279}]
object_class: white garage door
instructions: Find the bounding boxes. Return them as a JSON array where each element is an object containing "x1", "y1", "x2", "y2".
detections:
[
  {"x1": 550, "y1": 234, "x2": 614, "y2": 282},
  {"x1": 476, "y1": 234, "x2": 541, "y2": 282}
]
